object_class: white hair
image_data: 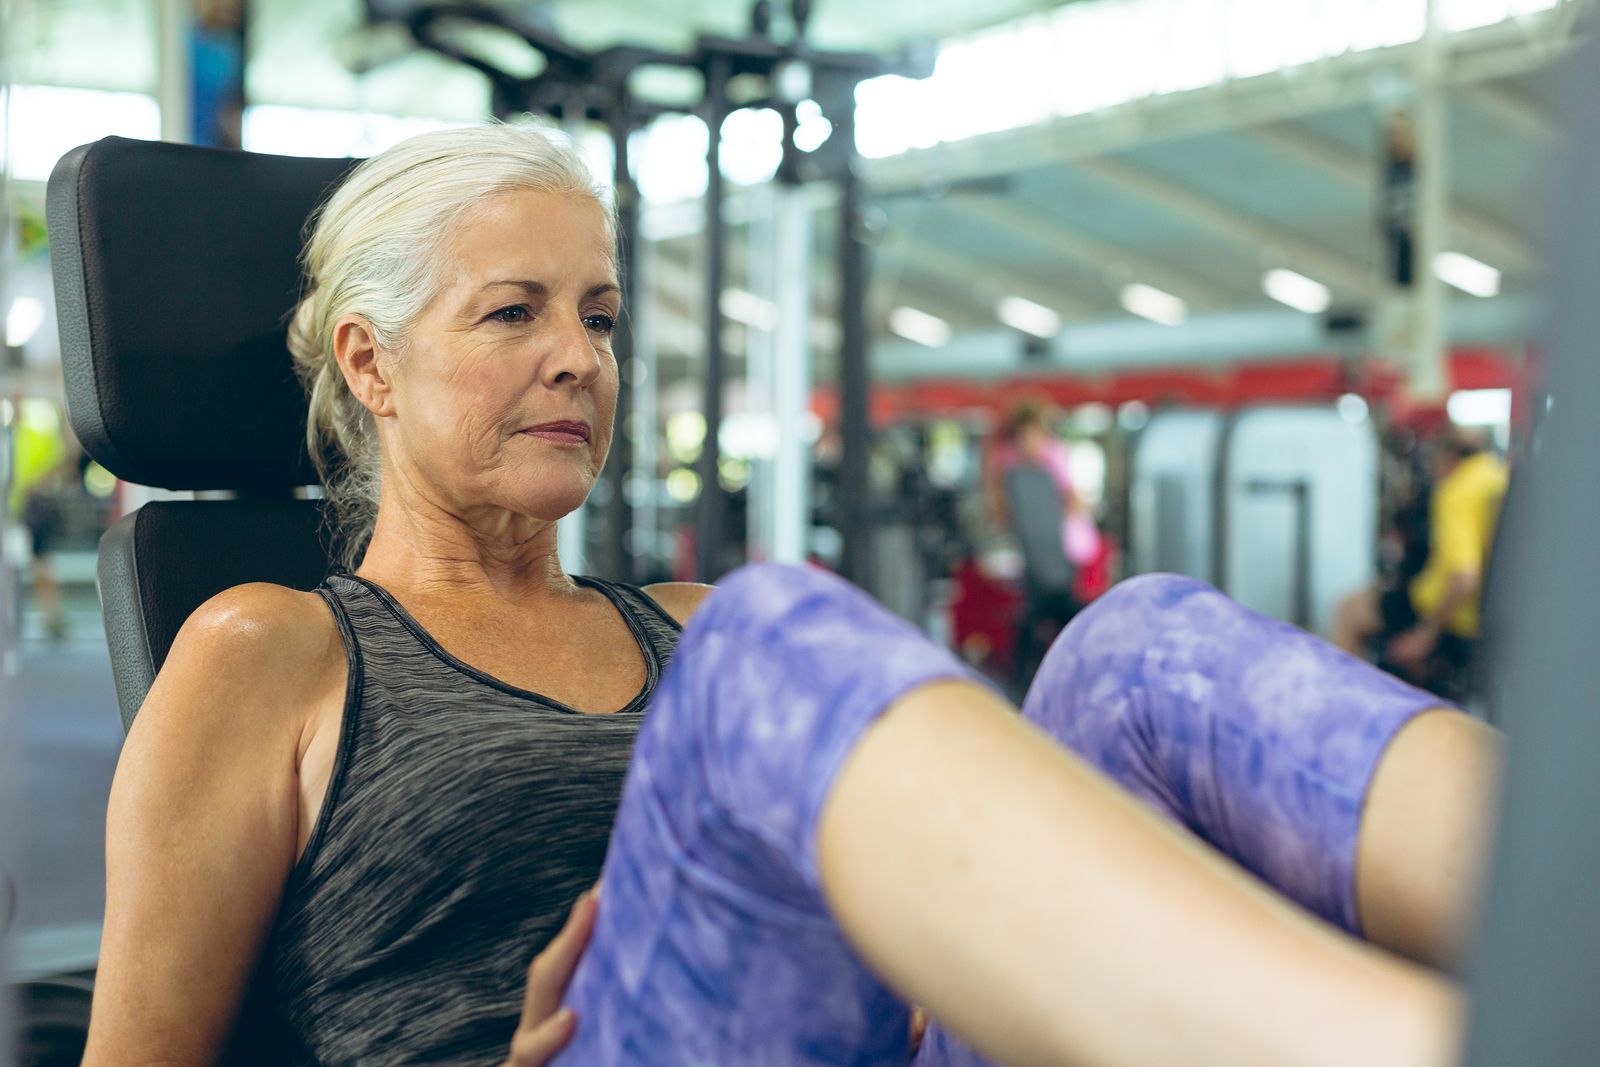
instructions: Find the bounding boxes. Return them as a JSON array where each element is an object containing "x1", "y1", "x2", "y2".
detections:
[{"x1": 287, "y1": 122, "x2": 612, "y2": 566}]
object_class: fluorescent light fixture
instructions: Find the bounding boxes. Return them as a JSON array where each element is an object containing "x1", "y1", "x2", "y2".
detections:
[
  {"x1": 1447, "y1": 388, "x2": 1513, "y2": 427},
  {"x1": 1120, "y1": 283, "x2": 1186, "y2": 326},
  {"x1": 1433, "y1": 252, "x2": 1501, "y2": 298},
  {"x1": 1263, "y1": 268, "x2": 1331, "y2": 314},
  {"x1": 996, "y1": 295, "x2": 1062, "y2": 337},
  {"x1": 1337, "y1": 392, "x2": 1370, "y2": 424},
  {"x1": 888, "y1": 306, "x2": 952, "y2": 347},
  {"x1": 719, "y1": 288, "x2": 779, "y2": 331},
  {"x1": 6, "y1": 297, "x2": 45, "y2": 347}
]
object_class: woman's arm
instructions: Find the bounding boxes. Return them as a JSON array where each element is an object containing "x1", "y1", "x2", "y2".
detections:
[{"x1": 83, "y1": 584, "x2": 345, "y2": 1067}]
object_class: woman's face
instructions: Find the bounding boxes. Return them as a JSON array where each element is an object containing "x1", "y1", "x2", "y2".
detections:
[
  {"x1": 1018, "y1": 421, "x2": 1050, "y2": 461},
  {"x1": 383, "y1": 188, "x2": 620, "y2": 525}
]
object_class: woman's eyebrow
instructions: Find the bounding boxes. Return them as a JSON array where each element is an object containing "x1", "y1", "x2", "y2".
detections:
[
  {"x1": 478, "y1": 279, "x2": 547, "y2": 296},
  {"x1": 586, "y1": 282, "x2": 622, "y2": 302}
]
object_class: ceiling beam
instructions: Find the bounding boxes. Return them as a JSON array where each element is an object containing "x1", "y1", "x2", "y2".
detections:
[
  {"x1": 945, "y1": 194, "x2": 1240, "y2": 308},
  {"x1": 1072, "y1": 157, "x2": 1378, "y2": 297},
  {"x1": 1247, "y1": 124, "x2": 1534, "y2": 271},
  {"x1": 879, "y1": 227, "x2": 1105, "y2": 321},
  {"x1": 1464, "y1": 81, "x2": 1556, "y2": 142}
]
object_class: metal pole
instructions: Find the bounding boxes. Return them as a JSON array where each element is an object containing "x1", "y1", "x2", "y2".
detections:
[
  {"x1": 631, "y1": 229, "x2": 662, "y2": 581},
  {"x1": 695, "y1": 55, "x2": 730, "y2": 581},
  {"x1": 556, "y1": 102, "x2": 589, "y2": 574},
  {"x1": 602, "y1": 107, "x2": 638, "y2": 582},
  {"x1": 836, "y1": 114, "x2": 874, "y2": 591},
  {"x1": 771, "y1": 181, "x2": 812, "y2": 564},
  {"x1": 1410, "y1": 0, "x2": 1450, "y2": 399},
  {"x1": 746, "y1": 182, "x2": 777, "y2": 561},
  {"x1": 156, "y1": 0, "x2": 193, "y2": 144}
]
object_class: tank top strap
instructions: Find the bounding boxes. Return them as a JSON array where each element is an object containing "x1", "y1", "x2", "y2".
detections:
[
  {"x1": 318, "y1": 570, "x2": 422, "y2": 651},
  {"x1": 576, "y1": 577, "x2": 682, "y2": 674}
]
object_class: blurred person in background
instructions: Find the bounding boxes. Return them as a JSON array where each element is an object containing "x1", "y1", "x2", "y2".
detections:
[
  {"x1": 1334, "y1": 427, "x2": 1508, "y2": 697},
  {"x1": 983, "y1": 398, "x2": 1101, "y2": 574},
  {"x1": 8, "y1": 397, "x2": 73, "y2": 641},
  {"x1": 983, "y1": 398, "x2": 1105, "y2": 688}
]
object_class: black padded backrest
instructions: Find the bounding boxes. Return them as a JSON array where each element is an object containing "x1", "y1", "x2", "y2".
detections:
[
  {"x1": 98, "y1": 499, "x2": 333, "y2": 730},
  {"x1": 47, "y1": 137, "x2": 355, "y2": 490}
]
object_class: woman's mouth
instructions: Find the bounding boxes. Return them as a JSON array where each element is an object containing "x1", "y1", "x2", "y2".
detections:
[{"x1": 521, "y1": 420, "x2": 592, "y2": 446}]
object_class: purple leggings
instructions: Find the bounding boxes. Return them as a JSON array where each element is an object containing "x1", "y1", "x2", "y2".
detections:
[{"x1": 557, "y1": 565, "x2": 1444, "y2": 1066}]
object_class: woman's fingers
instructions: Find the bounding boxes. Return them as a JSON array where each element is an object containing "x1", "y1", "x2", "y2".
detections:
[
  {"x1": 503, "y1": 886, "x2": 599, "y2": 1066},
  {"x1": 503, "y1": 1007, "x2": 578, "y2": 1066},
  {"x1": 520, "y1": 887, "x2": 599, "y2": 1022}
]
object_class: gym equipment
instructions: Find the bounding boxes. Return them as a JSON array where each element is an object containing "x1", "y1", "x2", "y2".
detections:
[
  {"x1": 1461, "y1": 32, "x2": 1600, "y2": 1064},
  {"x1": 47, "y1": 136, "x2": 354, "y2": 1062},
  {"x1": 1129, "y1": 405, "x2": 1377, "y2": 635},
  {"x1": 48, "y1": 138, "x2": 349, "y2": 727}
]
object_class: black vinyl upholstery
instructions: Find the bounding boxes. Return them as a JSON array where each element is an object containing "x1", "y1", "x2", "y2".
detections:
[
  {"x1": 47, "y1": 136, "x2": 353, "y2": 490},
  {"x1": 47, "y1": 137, "x2": 354, "y2": 732},
  {"x1": 97, "y1": 499, "x2": 333, "y2": 731}
]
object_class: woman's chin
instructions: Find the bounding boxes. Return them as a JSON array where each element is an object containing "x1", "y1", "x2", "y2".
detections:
[{"x1": 521, "y1": 482, "x2": 595, "y2": 522}]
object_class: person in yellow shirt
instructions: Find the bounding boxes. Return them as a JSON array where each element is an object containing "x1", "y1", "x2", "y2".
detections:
[
  {"x1": 1385, "y1": 429, "x2": 1509, "y2": 679},
  {"x1": 1332, "y1": 427, "x2": 1508, "y2": 694}
]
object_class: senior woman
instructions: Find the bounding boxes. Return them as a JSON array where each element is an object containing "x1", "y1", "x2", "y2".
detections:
[{"x1": 83, "y1": 124, "x2": 1498, "y2": 1067}]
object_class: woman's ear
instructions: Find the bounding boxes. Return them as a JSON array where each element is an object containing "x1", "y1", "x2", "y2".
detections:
[{"x1": 332, "y1": 314, "x2": 396, "y2": 419}]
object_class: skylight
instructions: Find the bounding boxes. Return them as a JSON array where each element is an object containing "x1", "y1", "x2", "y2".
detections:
[{"x1": 854, "y1": 0, "x2": 1559, "y2": 159}]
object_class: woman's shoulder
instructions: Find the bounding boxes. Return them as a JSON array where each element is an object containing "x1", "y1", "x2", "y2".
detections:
[
  {"x1": 178, "y1": 582, "x2": 341, "y2": 668},
  {"x1": 640, "y1": 582, "x2": 715, "y2": 627},
  {"x1": 145, "y1": 582, "x2": 346, "y2": 739}
]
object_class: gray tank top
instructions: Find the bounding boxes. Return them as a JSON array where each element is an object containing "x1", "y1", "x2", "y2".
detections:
[{"x1": 266, "y1": 571, "x2": 681, "y2": 1065}]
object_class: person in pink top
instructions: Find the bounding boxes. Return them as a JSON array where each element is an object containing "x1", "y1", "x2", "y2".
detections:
[{"x1": 984, "y1": 398, "x2": 1103, "y2": 578}]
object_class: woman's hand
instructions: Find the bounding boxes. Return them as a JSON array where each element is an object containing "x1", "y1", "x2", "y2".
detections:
[
  {"x1": 502, "y1": 887, "x2": 599, "y2": 1066},
  {"x1": 909, "y1": 1006, "x2": 929, "y2": 1055}
]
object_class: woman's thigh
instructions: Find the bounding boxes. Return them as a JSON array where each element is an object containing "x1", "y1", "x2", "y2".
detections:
[{"x1": 557, "y1": 562, "x2": 974, "y2": 1066}]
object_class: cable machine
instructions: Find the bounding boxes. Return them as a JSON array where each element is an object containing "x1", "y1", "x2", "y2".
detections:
[{"x1": 365, "y1": 0, "x2": 930, "y2": 587}]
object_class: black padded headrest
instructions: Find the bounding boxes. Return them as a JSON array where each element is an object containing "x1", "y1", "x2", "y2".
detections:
[{"x1": 47, "y1": 137, "x2": 356, "y2": 489}]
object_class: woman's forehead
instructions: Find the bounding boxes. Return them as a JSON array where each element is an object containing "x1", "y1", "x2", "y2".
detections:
[{"x1": 448, "y1": 189, "x2": 617, "y2": 284}]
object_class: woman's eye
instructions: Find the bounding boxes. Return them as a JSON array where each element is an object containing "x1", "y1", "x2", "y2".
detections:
[
  {"x1": 584, "y1": 313, "x2": 617, "y2": 336},
  {"x1": 488, "y1": 305, "x2": 531, "y2": 324}
]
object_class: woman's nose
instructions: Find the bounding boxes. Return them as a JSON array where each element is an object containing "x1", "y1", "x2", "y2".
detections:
[{"x1": 542, "y1": 316, "x2": 604, "y2": 388}]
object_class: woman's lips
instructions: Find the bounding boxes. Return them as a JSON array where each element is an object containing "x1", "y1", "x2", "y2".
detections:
[{"x1": 521, "y1": 420, "x2": 591, "y2": 446}]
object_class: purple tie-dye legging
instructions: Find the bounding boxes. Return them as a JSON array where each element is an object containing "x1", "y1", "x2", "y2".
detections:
[{"x1": 556, "y1": 563, "x2": 1446, "y2": 1066}]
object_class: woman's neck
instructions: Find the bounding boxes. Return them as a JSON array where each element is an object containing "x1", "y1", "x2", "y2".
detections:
[{"x1": 355, "y1": 489, "x2": 576, "y2": 608}]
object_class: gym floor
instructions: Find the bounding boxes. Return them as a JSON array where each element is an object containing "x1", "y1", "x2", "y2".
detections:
[{"x1": 7, "y1": 631, "x2": 121, "y2": 980}]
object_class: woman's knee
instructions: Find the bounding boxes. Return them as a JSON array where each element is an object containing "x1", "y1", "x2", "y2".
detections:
[
  {"x1": 1026, "y1": 575, "x2": 1229, "y2": 712},
  {"x1": 644, "y1": 561, "x2": 972, "y2": 877},
  {"x1": 1018, "y1": 574, "x2": 1241, "y2": 797}
]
